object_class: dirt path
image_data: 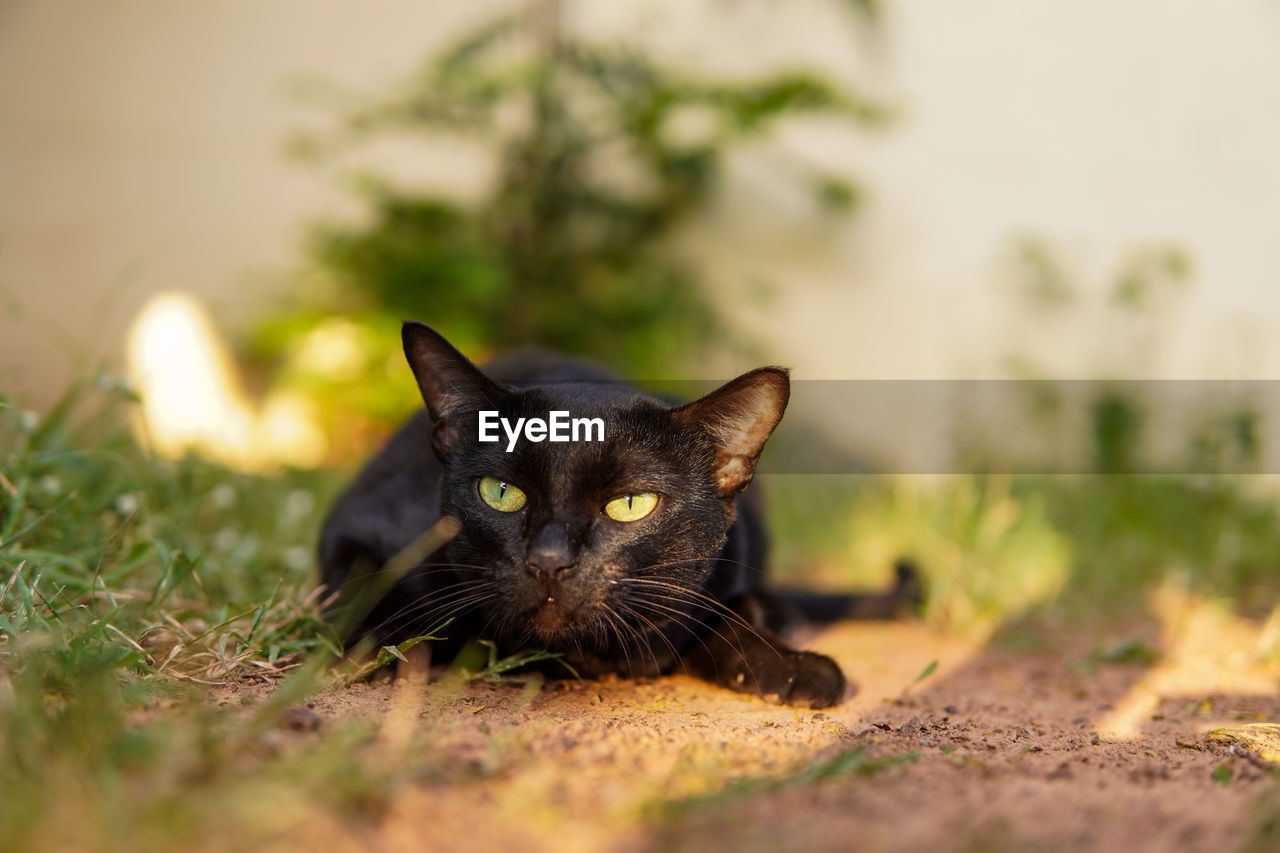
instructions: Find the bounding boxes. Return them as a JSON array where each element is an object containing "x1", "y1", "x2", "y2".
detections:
[{"x1": 250, "y1": 607, "x2": 1279, "y2": 853}]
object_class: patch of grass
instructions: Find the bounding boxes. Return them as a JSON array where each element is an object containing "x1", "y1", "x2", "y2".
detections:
[
  {"x1": 0, "y1": 381, "x2": 360, "y2": 849},
  {"x1": 1092, "y1": 636, "x2": 1160, "y2": 666},
  {"x1": 345, "y1": 628, "x2": 450, "y2": 684},
  {"x1": 653, "y1": 747, "x2": 917, "y2": 819},
  {"x1": 459, "y1": 639, "x2": 580, "y2": 681},
  {"x1": 0, "y1": 382, "x2": 591, "y2": 850},
  {"x1": 911, "y1": 659, "x2": 940, "y2": 685},
  {"x1": 1033, "y1": 474, "x2": 1280, "y2": 618},
  {"x1": 1, "y1": 380, "x2": 344, "y2": 675}
]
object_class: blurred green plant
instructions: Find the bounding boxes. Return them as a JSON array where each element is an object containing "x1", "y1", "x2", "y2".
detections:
[
  {"x1": 767, "y1": 470, "x2": 1280, "y2": 634},
  {"x1": 251, "y1": 0, "x2": 888, "y2": 450},
  {"x1": 767, "y1": 474, "x2": 1072, "y2": 633}
]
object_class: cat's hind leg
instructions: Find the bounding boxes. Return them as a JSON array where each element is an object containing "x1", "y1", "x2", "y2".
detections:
[{"x1": 766, "y1": 559, "x2": 925, "y2": 628}]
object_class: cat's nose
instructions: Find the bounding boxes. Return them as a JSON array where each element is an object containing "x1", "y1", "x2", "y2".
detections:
[{"x1": 526, "y1": 522, "x2": 576, "y2": 579}]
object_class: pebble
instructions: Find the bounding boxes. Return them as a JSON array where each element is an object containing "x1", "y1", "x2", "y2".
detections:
[{"x1": 279, "y1": 707, "x2": 323, "y2": 733}]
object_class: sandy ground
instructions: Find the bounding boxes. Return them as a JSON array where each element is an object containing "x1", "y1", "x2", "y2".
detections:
[{"x1": 230, "y1": 603, "x2": 1280, "y2": 853}]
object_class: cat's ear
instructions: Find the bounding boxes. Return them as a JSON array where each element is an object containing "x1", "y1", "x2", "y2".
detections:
[
  {"x1": 402, "y1": 321, "x2": 506, "y2": 460},
  {"x1": 672, "y1": 367, "x2": 789, "y2": 495}
]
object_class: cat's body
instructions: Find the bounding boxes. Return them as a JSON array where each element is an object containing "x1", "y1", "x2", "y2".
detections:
[{"x1": 319, "y1": 323, "x2": 915, "y2": 708}]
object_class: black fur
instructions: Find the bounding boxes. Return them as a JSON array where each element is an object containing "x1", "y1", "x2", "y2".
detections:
[{"x1": 319, "y1": 322, "x2": 914, "y2": 708}]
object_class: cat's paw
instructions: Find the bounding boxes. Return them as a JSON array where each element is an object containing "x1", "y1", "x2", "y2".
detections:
[
  {"x1": 773, "y1": 650, "x2": 849, "y2": 709},
  {"x1": 688, "y1": 624, "x2": 852, "y2": 708}
]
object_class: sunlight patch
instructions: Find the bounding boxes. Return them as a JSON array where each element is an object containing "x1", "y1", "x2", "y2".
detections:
[
  {"x1": 1096, "y1": 580, "x2": 1280, "y2": 739},
  {"x1": 125, "y1": 292, "x2": 326, "y2": 469}
]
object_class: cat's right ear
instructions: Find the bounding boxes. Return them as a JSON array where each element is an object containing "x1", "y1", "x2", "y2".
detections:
[
  {"x1": 402, "y1": 321, "x2": 505, "y2": 460},
  {"x1": 672, "y1": 366, "x2": 790, "y2": 496}
]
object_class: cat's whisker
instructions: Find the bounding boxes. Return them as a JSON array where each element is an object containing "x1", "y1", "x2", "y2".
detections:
[
  {"x1": 622, "y1": 609, "x2": 669, "y2": 677},
  {"x1": 621, "y1": 585, "x2": 787, "y2": 667},
  {"x1": 609, "y1": 573, "x2": 765, "y2": 663},
  {"x1": 610, "y1": 602, "x2": 682, "y2": 674},
  {"x1": 617, "y1": 576, "x2": 783, "y2": 657},
  {"x1": 478, "y1": 608, "x2": 515, "y2": 658},
  {"x1": 621, "y1": 596, "x2": 773, "y2": 693},
  {"x1": 465, "y1": 592, "x2": 518, "y2": 652},
  {"x1": 411, "y1": 590, "x2": 498, "y2": 628},
  {"x1": 333, "y1": 562, "x2": 485, "y2": 582},
  {"x1": 362, "y1": 585, "x2": 498, "y2": 640},
  {"x1": 590, "y1": 611, "x2": 614, "y2": 654},
  {"x1": 365, "y1": 580, "x2": 494, "y2": 628},
  {"x1": 634, "y1": 556, "x2": 763, "y2": 573},
  {"x1": 617, "y1": 597, "x2": 756, "y2": 687},
  {"x1": 597, "y1": 605, "x2": 637, "y2": 676},
  {"x1": 624, "y1": 576, "x2": 763, "y2": 630},
  {"x1": 604, "y1": 601, "x2": 664, "y2": 675},
  {"x1": 327, "y1": 568, "x2": 491, "y2": 633},
  {"x1": 324, "y1": 566, "x2": 480, "y2": 606},
  {"x1": 621, "y1": 594, "x2": 765, "y2": 666},
  {"x1": 566, "y1": 626, "x2": 587, "y2": 664}
]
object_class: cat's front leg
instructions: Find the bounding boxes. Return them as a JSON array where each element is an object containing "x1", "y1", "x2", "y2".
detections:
[{"x1": 680, "y1": 598, "x2": 850, "y2": 709}]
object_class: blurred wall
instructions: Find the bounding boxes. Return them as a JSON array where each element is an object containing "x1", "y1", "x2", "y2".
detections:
[
  {"x1": 0, "y1": 0, "x2": 498, "y2": 405},
  {"x1": 4, "y1": 0, "x2": 1280, "y2": 408}
]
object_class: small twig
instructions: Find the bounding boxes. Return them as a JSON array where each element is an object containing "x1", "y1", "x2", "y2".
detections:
[
  {"x1": 166, "y1": 672, "x2": 225, "y2": 686},
  {"x1": 0, "y1": 471, "x2": 18, "y2": 498},
  {"x1": 162, "y1": 613, "x2": 196, "y2": 639},
  {"x1": 152, "y1": 642, "x2": 186, "y2": 675},
  {"x1": 1230, "y1": 743, "x2": 1280, "y2": 772},
  {"x1": 83, "y1": 588, "x2": 142, "y2": 602},
  {"x1": 104, "y1": 623, "x2": 146, "y2": 653},
  {"x1": 0, "y1": 560, "x2": 26, "y2": 605}
]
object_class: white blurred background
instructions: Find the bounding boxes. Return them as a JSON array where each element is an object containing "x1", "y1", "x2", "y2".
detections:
[{"x1": 4, "y1": 0, "x2": 1280, "y2": 410}]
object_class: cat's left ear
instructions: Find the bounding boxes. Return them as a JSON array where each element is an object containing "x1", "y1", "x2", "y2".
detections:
[
  {"x1": 672, "y1": 367, "x2": 789, "y2": 495},
  {"x1": 402, "y1": 321, "x2": 506, "y2": 460}
]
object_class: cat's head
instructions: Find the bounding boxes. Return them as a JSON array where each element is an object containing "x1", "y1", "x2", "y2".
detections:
[{"x1": 402, "y1": 321, "x2": 789, "y2": 648}]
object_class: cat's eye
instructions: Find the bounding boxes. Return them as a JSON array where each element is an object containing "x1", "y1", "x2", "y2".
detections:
[
  {"x1": 478, "y1": 476, "x2": 527, "y2": 513},
  {"x1": 603, "y1": 492, "x2": 659, "y2": 522}
]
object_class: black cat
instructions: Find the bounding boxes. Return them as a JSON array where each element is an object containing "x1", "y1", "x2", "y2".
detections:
[{"x1": 319, "y1": 322, "x2": 917, "y2": 708}]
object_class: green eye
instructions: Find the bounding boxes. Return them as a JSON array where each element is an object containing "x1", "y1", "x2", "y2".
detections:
[
  {"x1": 479, "y1": 476, "x2": 527, "y2": 512},
  {"x1": 603, "y1": 492, "x2": 659, "y2": 522}
]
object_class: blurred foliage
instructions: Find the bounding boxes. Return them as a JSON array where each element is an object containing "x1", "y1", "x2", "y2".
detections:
[
  {"x1": 1090, "y1": 392, "x2": 1142, "y2": 474},
  {"x1": 982, "y1": 236, "x2": 1263, "y2": 475},
  {"x1": 252, "y1": 0, "x2": 888, "y2": 450},
  {"x1": 767, "y1": 235, "x2": 1278, "y2": 632},
  {"x1": 997, "y1": 236, "x2": 1195, "y2": 378},
  {"x1": 767, "y1": 471, "x2": 1280, "y2": 634},
  {"x1": 767, "y1": 475, "x2": 1072, "y2": 633}
]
